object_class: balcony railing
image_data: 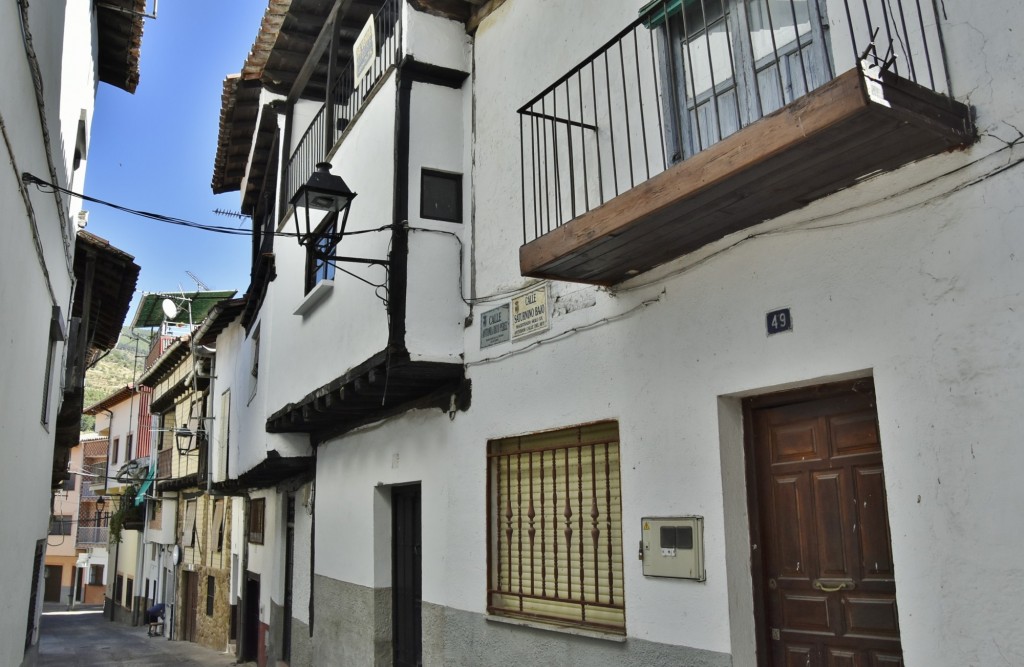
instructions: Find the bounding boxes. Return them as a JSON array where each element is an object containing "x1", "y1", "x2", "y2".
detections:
[
  {"x1": 77, "y1": 525, "x2": 110, "y2": 546},
  {"x1": 86, "y1": 462, "x2": 108, "y2": 494},
  {"x1": 518, "y1": 0, "x2": 970, "y2": 284},
  {"x1": 285, "y1": 0, "x2": 402, "y2": 205}
]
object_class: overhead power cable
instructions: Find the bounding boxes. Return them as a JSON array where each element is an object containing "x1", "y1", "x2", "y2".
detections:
[{"x1": 21, "y1": 172, "x2": 395, "y2": 241}]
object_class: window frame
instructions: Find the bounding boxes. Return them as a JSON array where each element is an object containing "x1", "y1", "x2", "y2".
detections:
[
  {"x1": 420, "y1": 169, "x2": 463, "y2": 223},
  {"x1": 304, "y1": 211, "x2": 340, "y2": 293},
  {"x1": 659, "y1": 0, "x2": 832, "y2": 160},
  {"x1": 40, "y1": 307, "x2": 64, "y2": 427},
  {"x1": 182, "y1": 500, "x2": 197, "y2": 547},
  {"x1": 248, "y1": 498, "x2": 266, "y2": 545},
  {"x1": 49, "y1": 515, "x2": 73, "y2": 536},
  {"x1": 206, "y1": 575, "x2": 216, "y2": 616},
  {"x1": 487, "y1": 421, "x2": 625, "y2": 634}
]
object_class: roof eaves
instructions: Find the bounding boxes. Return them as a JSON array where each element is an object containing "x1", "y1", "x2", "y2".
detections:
[
  {"x1": 195, "y1": 297, "x2": 248, "y2": 347},
  {"x1": 136, "y1": 336, "x2": 190, "y2": 387},
  {"x1": 83, "y1": 384, "x2": 137, "y2": 415}
]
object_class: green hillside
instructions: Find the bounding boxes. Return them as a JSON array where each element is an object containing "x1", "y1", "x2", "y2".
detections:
[{"x1": 81, "y1": 328, "x2": 151, "y2": 431}]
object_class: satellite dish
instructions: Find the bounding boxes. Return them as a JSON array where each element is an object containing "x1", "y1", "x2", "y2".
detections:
[{"x1": 161, "y1": 298, "x2": 178, "y2": 319}]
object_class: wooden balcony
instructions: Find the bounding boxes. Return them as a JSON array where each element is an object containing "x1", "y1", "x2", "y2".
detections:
[
  {"x1": 517, "y1": 0, "x2": 974, "y2": 286},
  {"x1": 520, "y1": 67, "x2": 973, "y2": 285}
]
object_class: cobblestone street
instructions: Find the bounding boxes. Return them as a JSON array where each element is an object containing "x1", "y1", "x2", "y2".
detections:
[{"x1": 38, "y1": 605, "x2": 241, "y2": 667}]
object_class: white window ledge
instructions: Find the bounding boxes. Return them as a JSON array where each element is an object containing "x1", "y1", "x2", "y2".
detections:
[
  {"x1": 294, "y1": 279, "x2": 334, "y2": 317},
  {"x1": 484, "y1": 614, "x2": 627, "y2": 643}
]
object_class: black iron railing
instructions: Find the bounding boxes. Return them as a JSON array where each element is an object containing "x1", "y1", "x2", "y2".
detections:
[
  {"x1": 285, "y1": 0, "x2": 402, "y2": 205},
  {"x1": 518, "y1": 0, "x2": 952, "y2": 244}
]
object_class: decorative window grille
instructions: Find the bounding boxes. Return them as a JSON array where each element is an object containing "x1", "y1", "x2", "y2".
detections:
[{"x1": 487, "y1": 421, "x2": 625, "y2": 633}]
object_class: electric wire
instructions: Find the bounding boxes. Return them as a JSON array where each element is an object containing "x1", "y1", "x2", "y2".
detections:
[{"x1": 21, "y1": 172, "x2": 394, "y2": 241}]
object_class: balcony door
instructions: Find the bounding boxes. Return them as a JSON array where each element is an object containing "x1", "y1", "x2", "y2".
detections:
[{"x1": 666, "y1": 0, "x2": 832, "y2": 159}]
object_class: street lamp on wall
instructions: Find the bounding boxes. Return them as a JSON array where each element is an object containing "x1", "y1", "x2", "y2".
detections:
[
  {"x1": 174, "y1": 427, "x2": 194, "y2": 456},
  {"x1": 290, "y1": 162, "x2": 356, "y2": 246},
  {"x1": 289, "y1": 162, "x2": 390, "y2": 267}
]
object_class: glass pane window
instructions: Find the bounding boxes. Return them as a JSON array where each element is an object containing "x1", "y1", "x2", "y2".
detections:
[
  {"x1": 665, "y1": 0, "x2": 831, "y2": 157},
  {"x1": 305, "y1": 212, "x2": 339, "y2": 293}
]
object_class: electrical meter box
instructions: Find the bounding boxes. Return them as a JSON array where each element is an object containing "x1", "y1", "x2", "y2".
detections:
[{"x1": 641, "y1": 516, "x2": 705, "y2": 580}]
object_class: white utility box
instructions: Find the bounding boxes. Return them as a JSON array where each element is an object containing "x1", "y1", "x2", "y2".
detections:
[{"x1": 641, "y1": 516, "x2": 705, "y2": 580}]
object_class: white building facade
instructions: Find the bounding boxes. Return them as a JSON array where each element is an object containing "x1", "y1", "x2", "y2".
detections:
[
  {"x1": 0, "y1": 1, "x2": 145, "y2": 663},
  {"x1": 209, "y1": 0, "x2": 1023, "y2": 665}
]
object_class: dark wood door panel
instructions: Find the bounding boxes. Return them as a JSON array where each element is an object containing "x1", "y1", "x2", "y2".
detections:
[{"x1": 748, "y1": 381, "x2": 903, "y2": 665}]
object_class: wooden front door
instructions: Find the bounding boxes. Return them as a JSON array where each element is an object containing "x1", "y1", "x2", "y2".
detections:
[
  {"x1": 747, "y1": 381, "x2": 903, "y2": 665},
  {"x1": 182, "y1": 571, "x2": 199, "y2": 642},
  {"x1": 241, "y1": 574, "x2": 260, "y2": 662},
  {"x1": 43, "y1": 565, "x2": 63, "y2": 602},
  {"x1": 392, "y1": 484, "x2": 422, "y2": 667}
]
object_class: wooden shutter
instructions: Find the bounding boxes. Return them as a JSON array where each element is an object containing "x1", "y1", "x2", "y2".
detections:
[
  {"x1": 183, "y1": 501, "x2": 197, "y2": 547},
  {"x1": 212, "y1": 500, "x2": 225, "y2": 552},
  {"x1": 488, "y1": 421, "x2": 625, "y2": 632}
]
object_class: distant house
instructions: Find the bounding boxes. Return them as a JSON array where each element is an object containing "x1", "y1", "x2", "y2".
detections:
[
  {"x1": 75, "y1": 433, "x2": 112, "y2": 606},
  {"x1": 43, "y1": 441, "x2": 85, "y2": 606},
  {"x1": 132, "y1": 290, "x2": 238, "y2": 647},
  {"x1": 83, "y1": 383, "x2": 153, "y2": 622}
]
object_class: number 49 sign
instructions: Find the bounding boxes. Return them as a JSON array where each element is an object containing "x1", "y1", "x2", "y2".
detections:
[{"x1": 766, "y1": 307, "x2": 793, "y2": 336}]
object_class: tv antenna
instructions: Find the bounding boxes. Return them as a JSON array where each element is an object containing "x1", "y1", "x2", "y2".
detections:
[{"x1": 186, "y1": 270, "x2": 209, "y2": 291}]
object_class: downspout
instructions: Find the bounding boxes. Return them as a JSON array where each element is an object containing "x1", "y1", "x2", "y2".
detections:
[
  {"x1": 103, "y1": 409, "x2": 114, "y2": 496},
  {"x1": 109, "y1": 536, "x2": 120, "y2": 621},
  {"x1": 199, "y1": 348, "x2": 216, "y2": 495}
]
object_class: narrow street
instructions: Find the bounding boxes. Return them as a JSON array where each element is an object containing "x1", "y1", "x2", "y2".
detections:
[{"x1": 38, "y1": 604, "x2": 240, "y2": 667}]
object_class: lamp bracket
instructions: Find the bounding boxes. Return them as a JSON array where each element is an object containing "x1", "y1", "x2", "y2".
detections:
[{"x1": 317, "y1": 254, "x2": 390, "y2": 267}]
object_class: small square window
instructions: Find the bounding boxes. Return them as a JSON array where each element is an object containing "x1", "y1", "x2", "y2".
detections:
[{"x1": 420, "y1": 169, "x2": 462, "y2": 223}]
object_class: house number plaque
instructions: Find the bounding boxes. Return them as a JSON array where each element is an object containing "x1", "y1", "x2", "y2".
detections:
[{"x1": 766, "y1": 308, "x2": 793, "y2": 336}]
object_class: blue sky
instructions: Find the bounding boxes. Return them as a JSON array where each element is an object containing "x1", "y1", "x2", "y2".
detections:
[{"x1": 84, "y1": 0, "x2": 269, "y2": 316}]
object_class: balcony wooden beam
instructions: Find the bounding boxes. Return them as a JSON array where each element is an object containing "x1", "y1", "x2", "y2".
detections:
[{"x1": 519, "y1": 68, "x2": 974, "y2": 286}]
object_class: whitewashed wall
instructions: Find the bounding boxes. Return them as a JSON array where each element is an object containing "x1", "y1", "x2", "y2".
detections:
[
  {"x1": 268, "y1": 73, "x2": 396, "y2": 414},
  {"x1": 458, "y1": 0, "x2": 1024, "y2": 665},
  {"x1": 405, "y1": 81, "x2": 470, "y2": 362},
  {"x1": 0, "y1": 2, "x2": 75, "y2": 655},
  {"x1": 0, "y1": 0, "x2": 101, "y2": 658}
]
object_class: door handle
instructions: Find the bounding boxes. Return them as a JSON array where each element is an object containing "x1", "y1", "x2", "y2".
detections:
[{"x1": 813, "y1": 579, "x2": 854, "y2": 592}]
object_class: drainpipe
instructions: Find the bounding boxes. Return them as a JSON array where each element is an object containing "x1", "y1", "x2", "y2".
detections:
[
  {"x1": 103, "y1": 409, "x2": 114, "y2": 496},
  {"x1": 110, "y1": 535, "x2": 120, "y2": 622},
  {"x1": 194, "y1": 345, "x2": 216, "y2": 494},
  {"x1": 104, "y1": 406, "x2": 116, "y2": 622}
]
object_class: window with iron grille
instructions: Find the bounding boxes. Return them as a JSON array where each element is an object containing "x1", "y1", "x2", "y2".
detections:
[
  {"x1": 304, "y1": 211, "x2": 339, "y2": 293},
  {"x1": 206, "y1": 576, "x2": 216, "y2": 616},
  {"x1": 248, "y1": 498, "x2": 265, "y2": 544},
  {"x1": 487, "y1": 421, "x2": 625, "y2": 633},
  {"x1": 49, "y1": 515, "x2": 72, "y2": 536}
]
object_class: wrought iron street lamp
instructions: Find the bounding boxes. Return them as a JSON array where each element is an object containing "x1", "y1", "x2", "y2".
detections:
[
  {"x1": 289, "y1": 162, "x2": 389, "y2": 267},
  {"x1": 174, "y1": 427, "x2": 194, "y2": 455}
]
